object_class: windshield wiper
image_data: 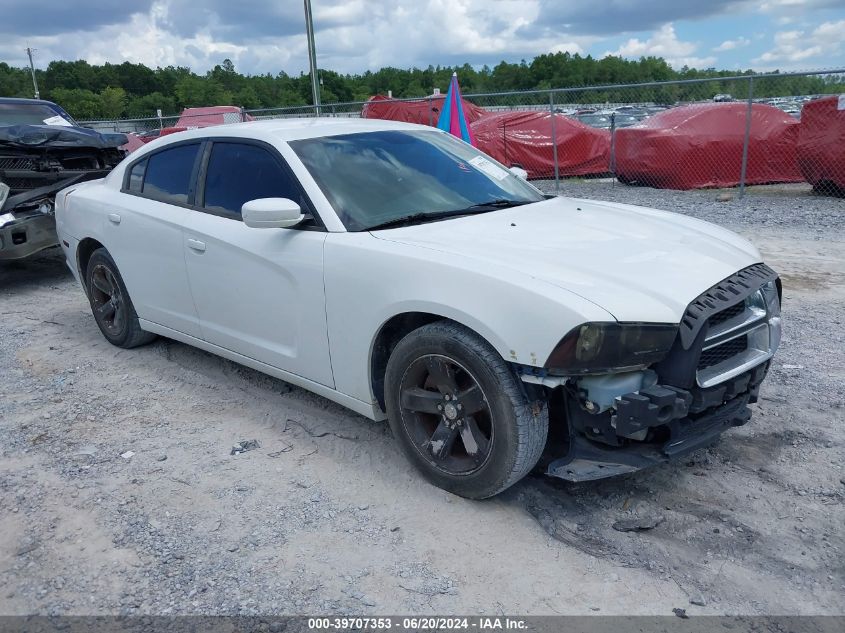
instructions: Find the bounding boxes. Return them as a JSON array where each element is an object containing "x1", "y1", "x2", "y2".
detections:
[
  {"x1": 364, "y1": 199, "x2": 534, "y2": 232},
  {"x1": 366, "y1": 208, "x2": 490, "y2": 231},
  {"x1": 465, "y1": 198, "x2": 533, "y2": 210},
  {"x1": 365, "y1": 212, "x2": 440, "y2": 231}
]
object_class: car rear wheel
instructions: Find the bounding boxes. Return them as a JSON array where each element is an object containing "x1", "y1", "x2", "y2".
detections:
[
  {"x1": 384, "y1": 321, "x2": 548, "y2": 499},
  {"x1": 85, "y1": 248, "x2": 156, "y2": 349}
]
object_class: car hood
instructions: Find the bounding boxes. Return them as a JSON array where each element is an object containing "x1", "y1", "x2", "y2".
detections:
[
  {"x1": 0, "y1": 124, "x2": 127, "y2": 149},
  {"x1": 370, "y1": 196, "x2": 763, "y2": 323}
]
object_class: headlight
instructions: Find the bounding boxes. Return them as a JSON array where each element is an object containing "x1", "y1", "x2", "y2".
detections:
[
  {"x1": 545, "y1": 322, "x2": 678, "y2": 375},
  {"x1": 761, "y1": 279, "x2": 781, "y2": 317}
]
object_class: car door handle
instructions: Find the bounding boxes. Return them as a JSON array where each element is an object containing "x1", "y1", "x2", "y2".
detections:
[
  {"x1": 107, "y1": 213, "x2": 121, "y2": 225},
  {"x1": 186, "y1": 238, "x2": 206, "y2": 253}
]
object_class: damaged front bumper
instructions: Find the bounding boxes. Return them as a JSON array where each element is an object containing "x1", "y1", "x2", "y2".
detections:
[
  {"x1": 0, "y1": 176, "x2": 90, "y2": 261},
  {"x1": 544, "y1": 362, "x2": 769, "y2": 481},
  {"x1": 0, "y1": 208, "x2": 58, "y2": 261},
  {"x1": 524, "y1": 264, "x2": 781, "y2": 482}
]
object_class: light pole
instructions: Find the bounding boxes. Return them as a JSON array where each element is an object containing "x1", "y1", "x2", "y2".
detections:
[
  {"x1": 304, "y1": 0, "x2": 321, "y2": 115},
  {"x1": 26, "y1": 47, "x2": 40, "y2": 99}
]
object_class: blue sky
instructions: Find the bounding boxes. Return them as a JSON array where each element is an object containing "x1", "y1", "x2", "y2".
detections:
[{"x1": 0, "y1": 1, "x2": 843, "y2": 75}]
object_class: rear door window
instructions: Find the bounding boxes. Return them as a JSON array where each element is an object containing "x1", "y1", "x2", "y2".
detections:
[
  {"x1": 202, "y1": 142, "x2": 302, "y2": 217},
  {"x1": 140, "y1": 143, "x2": 201, "y2": 205}
]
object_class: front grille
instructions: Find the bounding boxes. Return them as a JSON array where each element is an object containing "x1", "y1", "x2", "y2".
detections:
[
  {"x1": 708, "y1": 301, "x2": 744, "y2": 327},
  {"x1": 2, "y1": 177, "x2": 44, "y2": 191},
  {"x1": 698, "y1": 336, "x2": 748, "y2": 370},
  {"x1": 0, "y1": 157, "x2": 35, "y2": 170},
  {"x1": 679, "y1": 263, "x2": 777, "y2": 348},
  {"x1": 692, "y1": 273, "x2": 780, "y2": 389}
]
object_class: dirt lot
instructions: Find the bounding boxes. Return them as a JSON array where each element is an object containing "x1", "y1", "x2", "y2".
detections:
[{"x1": 1, "y1": 188, "x2": 844, "y2": 617}]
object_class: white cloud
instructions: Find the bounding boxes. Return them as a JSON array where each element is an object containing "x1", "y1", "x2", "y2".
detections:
[
  {"x1": 759, "y1": 0, "x2": 841, "y2": 10},
  {"x1": 753, "y1": 19, "x2": 845, "y2": 67},
  {"x1": 550, "y1": 42, "x2": 586, "y2": 55},
  {"x1": 606, "y1": 23, "x2": 717, "y2": 69},
  {"x1": 1, "y1": 0, "x2": 841, "y2": 76},
  {"x1": 1, "y1": 0, "x2": 603, "y2": 75},
  {"x1": 714, "y1": 37, "x2": 751, "y2": 51}
]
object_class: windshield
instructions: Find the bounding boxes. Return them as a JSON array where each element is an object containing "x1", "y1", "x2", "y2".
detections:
[
  {"x1": 0, "y1": 102, "x2": 76, "y2": 127},
  {"x1": 289, "y1": 130, "x2": 545, "y2": 231}
]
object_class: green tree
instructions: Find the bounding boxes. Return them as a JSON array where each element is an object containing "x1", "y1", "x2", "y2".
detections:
[
  {"x1": 49, "y1": 87, "x2": 101, "y2": 119},
  {"x1": 98, "y1": 86, "x2": 127, "y2": 118}
]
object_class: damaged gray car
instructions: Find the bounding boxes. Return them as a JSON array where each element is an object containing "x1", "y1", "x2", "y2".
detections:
[{"x1": 0, "y1": 98, "x2": 127, "y2": 260}]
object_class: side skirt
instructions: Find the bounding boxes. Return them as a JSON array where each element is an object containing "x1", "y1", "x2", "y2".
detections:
[{"x1": 138, "y1": 319, "x2": 385, "y2": 421}]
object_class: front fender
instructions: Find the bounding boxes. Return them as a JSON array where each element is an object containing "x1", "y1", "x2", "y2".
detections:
[{"x1": 324, "y1": 233, "x2": 613, "y2": 406}]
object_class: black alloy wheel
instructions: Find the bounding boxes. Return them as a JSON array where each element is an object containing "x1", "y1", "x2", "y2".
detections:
[
  {"x1": 85, "y1": 248, "x2": 156, "y2": 349},
  {"x1": 89, "y1": 263, "x2": 127, "y2": 338},
  {"x1": 398, "y1": 354, "x2": 493, "y2": 475},
  {"x1": 384, "y1": 321, "x2": 549, "y2": 499}
]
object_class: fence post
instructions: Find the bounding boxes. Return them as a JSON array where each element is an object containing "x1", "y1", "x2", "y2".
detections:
[
  {"x1": 550, "y1": 92, "x2": 560, "y2": 195},
  {"x1": 609, "y1": 112, "x2": 617, "y2": 182},
  {"x1": 739, "y1": 76, "x2": 754, "y2": 198},
  {"x1": 428, "y1": 96, "x2": 433, "y2": 127}
]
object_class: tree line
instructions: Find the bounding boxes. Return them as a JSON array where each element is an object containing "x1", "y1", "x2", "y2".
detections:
[{"x1": 1, "y1": 54, "x2": 842, "y2": 121}]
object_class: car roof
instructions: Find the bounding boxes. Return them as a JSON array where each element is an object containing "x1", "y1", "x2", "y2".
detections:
[
  {"x1": 152, "y1": 117, "x2": 436, "y2": 144},
  {"x1": 0, "y1": 97, "x2": 61, "y2": 106}
]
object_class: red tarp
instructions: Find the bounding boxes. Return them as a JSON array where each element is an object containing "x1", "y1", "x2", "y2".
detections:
[
  {"x1": 470, "y1": 111, "x2": 611, "y2": 179},
  {"x1": 614, "y1": 103, "x2": 803, "y2": 190},
  {"x1": 155, "y1": 106, "x2": 255, "y2": 140},
  {"x1": 175, "y1": 106, "x2": 254, "y2": 128},
  {"x1": 361, "y1": 94, "x2": 487, "y2": 127},
  {"x1": 796, "y1": 96, "x2": 845, "y2": 192}
]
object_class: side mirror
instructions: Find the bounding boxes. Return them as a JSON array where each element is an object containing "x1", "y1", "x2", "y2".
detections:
[
  {"x1": 509, "y1": 165, "x2": 528, "y2": 180},
  {"x1": 242, "y1": 198, "x2": 304, "y2": 229}
]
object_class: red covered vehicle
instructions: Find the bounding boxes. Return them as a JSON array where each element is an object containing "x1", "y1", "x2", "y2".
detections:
[
  {"x1": 796, "y1": 96, "x2": 845, "y2": 194},
  {"x1": 143, "y1": 106, "x2": 255, "y2": 143},
  {"x1": 362, "y1": 94, "x2": 487, "y2": 127},
  {"x1": 614, "y1": 103, "x2": 803, "y2": 190},
  {"x1": 471, "y1": 111, "x2": 610, "y2": 179}
]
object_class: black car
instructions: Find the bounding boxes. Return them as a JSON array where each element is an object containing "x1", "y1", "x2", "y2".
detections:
[{"x1": 0, "y1": 98, "x2": 127, "y2": 260}]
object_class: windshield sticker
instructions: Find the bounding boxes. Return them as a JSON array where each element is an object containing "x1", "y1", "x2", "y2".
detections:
[
  {"x1": 43, "y1": 115, "x2": 73, "y2": 127},
  {"x1": 469, "y1": 155, "x2": 509, "y2": 181}
]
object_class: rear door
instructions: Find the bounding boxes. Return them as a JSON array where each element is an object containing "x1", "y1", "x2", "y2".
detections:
[
  {"x1": 106, "y1": 141, "x2": 203, "y2": 338},
  {"x1": 182, "y1": 139, "x2": 334, "y2": 387}
]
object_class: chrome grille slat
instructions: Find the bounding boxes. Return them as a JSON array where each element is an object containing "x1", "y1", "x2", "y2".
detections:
[
  {"x1": 695, "y1": 289, "x2": 777, "y2": 388},
  {"x1": 704, "y1": 307, "x2": 766, "y2": 348}
]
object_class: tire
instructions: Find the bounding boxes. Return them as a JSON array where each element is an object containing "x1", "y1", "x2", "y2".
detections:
[
  {"x1": 384, "y1": 321, "x2": 548, "y2": 499},
  {"x1": 85, "y1": 248, "x2": 156, "y2": 349}
]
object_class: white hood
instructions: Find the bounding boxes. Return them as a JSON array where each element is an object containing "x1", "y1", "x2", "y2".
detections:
[{"x1": 372, "y1": 196, "x2": 763, "y2": 323}]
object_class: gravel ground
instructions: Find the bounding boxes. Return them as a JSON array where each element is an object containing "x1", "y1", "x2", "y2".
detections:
[{"x1": 1, "y1": 184, "x2": 843, "y2": 617}]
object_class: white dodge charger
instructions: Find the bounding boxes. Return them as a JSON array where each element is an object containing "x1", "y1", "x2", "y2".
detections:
[{"x1": 55, "y1": 118, "x2": 782, "y2": 498}]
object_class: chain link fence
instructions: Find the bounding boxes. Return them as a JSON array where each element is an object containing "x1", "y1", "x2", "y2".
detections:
[{"x1": 81, "y1": 69, "x2": 845, "y2": 198}]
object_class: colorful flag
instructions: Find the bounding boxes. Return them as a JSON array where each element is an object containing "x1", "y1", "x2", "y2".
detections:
[{"x1": 437, "y1": 72, "x2": 475, "y2": 146}]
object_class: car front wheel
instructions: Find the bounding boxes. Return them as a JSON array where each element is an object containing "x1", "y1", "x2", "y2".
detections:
[{"x1": 384, "y1": 321, "x2": 548, "y2": 499}]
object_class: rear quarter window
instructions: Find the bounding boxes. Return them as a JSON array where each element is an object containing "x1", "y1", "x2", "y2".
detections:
[{"x1": 127, "y1": 159, "x2": 146, "y2": 193}]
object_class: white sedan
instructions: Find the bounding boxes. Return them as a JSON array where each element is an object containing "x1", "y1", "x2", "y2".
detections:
[{"x1": 55, "y1": 118, "x2": 781, "y2": 498}]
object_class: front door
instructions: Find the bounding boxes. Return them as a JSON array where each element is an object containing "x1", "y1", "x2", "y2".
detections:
[{"x1": 182, "y1": 140, "x2": 334, "y2": 387}]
